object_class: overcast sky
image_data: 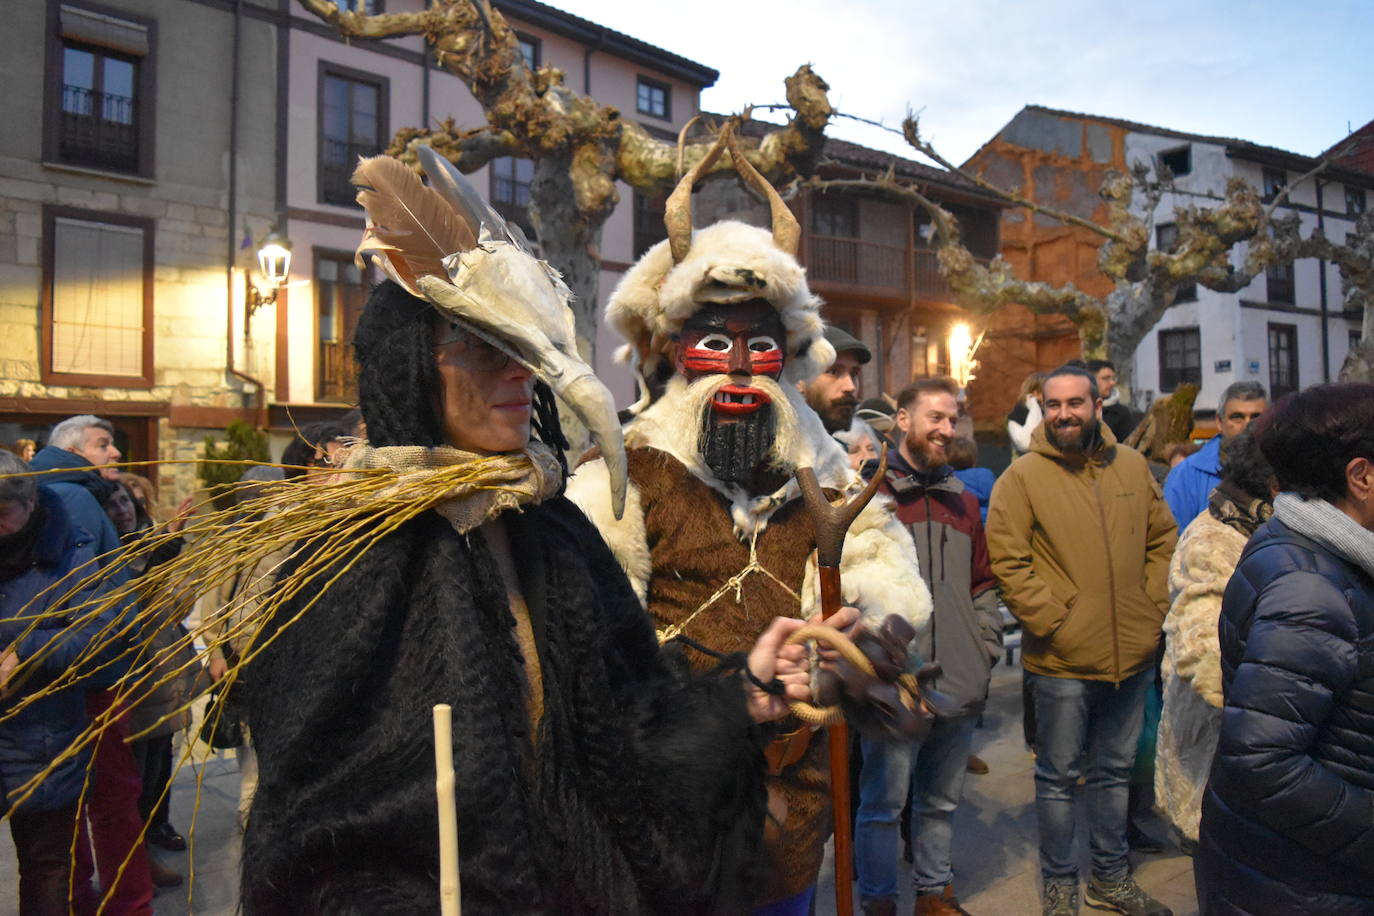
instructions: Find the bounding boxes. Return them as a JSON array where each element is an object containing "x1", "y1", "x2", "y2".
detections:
[{"x1": 545, "y1": 0, "x2": 1373, "y2": 167}]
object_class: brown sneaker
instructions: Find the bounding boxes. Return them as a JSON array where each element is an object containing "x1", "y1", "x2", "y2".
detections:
[
  {"x1": 916, "y1": 885, "x2": 972, "y2": 916},
  {"x1": 966, "y1": 754, "x2": 990, "y2": 775}
]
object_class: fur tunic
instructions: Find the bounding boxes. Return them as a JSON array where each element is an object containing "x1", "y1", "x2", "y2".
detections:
[
  {"x1": 569, "y1": 439, "x2": 931, "y2": 905},
  {"x1": 1157, "y1": 510, "x2": 1245, "y2": 843},
  {"x1": 241, "y1": 497, "x2": 767, "y2": 915}
]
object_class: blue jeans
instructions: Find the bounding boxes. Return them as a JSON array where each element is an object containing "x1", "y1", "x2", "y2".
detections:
[
  {"x1": 854, "y1": 715, "x2": 978, "y2": 900},
  {"x1": 1028, "y1": 668, "x2": 1151, "y2": 884},
  {"x1": 752, "y1": 885, "x2": 814, "y2": 916}
]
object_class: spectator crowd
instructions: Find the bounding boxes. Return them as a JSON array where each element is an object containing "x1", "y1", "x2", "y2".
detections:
[{"x1": 0, "y1": 344, "x2": 1371, "y2": 916}]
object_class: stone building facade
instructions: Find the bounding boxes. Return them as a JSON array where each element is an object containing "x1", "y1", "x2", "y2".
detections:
[
  {"x1": 0, "y1": 0, "x2": 280, "y2": 507},
  {"x1": 0, "y1": 0, "x2": 717, "y2": 509}
]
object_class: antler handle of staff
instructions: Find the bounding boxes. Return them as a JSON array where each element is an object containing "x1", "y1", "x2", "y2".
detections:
[
  {"x1": 433, "y1": 704, "x2": 461, "y2": 916},
  {"x1": 792, "y1": 443, "x2": 888, "y2": 916}
]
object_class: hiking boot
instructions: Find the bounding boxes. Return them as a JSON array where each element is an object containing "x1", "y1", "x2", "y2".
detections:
[
  {"x1": 861, "y1": 898, "x2": 897, "y2": 916},
  {"x1": 1043, "y1": 880, "x2": 1079, "y2": 916},
  {"x1": 916, "y1": 884, "x2": 972, "y2": 915},
  {"x1": 1085, "y1": 875, "x2": 1171, "y2": 916}
]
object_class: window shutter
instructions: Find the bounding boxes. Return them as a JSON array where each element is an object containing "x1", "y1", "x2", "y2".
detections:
[
  {"x1": 51, "y1": 217, "x2": 145, "y2": 377},
  {"x1": 60, "y1": 5, "x2": 149, "y2": 56}
]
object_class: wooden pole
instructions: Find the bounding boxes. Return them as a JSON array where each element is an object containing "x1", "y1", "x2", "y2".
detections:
[
  {"x1": 433, "y1": 704, "x2": 460, "y2": 916},
  {"x1": 794, "y1": 447, "x2": 888, "y2": 916},
  {"x1": 818, "y1": 567, "x2": 855, "y2": 916}
]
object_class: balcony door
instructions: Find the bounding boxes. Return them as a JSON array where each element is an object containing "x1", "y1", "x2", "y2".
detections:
[{"x1": 316, "y1": 252, "x2": 369, "y2": 403}]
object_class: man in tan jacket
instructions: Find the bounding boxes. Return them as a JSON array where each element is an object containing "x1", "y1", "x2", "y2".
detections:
[{"x1": 987, "y1": 366, "x2": 1176, "y2": 916}]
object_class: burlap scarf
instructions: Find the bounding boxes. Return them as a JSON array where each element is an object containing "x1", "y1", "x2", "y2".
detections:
[{"x1": 337, "y1": 440, "x2": 564, "y2": 533}]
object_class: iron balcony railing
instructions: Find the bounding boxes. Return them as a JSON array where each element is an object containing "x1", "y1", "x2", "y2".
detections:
[{"x1": 60, "y1": 85, "x2": 137, "y2": 172}]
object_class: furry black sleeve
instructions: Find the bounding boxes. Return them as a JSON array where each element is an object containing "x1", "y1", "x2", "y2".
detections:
[{"x1": 538, "y1": 499, "x2": 770, "y2": 915}]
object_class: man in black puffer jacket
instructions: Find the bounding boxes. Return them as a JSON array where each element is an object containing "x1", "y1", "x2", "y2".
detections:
[{"x1": 1197, "y1": 383, "x2": 1374, "y2": 915}]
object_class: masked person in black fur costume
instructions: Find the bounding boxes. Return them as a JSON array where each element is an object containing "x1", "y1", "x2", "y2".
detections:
[{"x1": 237, "y1": 149, "x2": 854, "y2": 916}]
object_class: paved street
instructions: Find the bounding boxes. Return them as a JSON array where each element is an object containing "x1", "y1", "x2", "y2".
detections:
[
  {"x1": 815, "y1": 662, "x2": 1199, "y2": 915},
  {"x1": 0, "y1": 662, "x2": 1198, "y2": 915}
]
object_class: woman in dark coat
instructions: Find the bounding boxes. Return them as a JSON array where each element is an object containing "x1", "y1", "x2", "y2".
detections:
[
  {"x1": 0, "y1": 452, "x2": 102, "y2": 915},
  {"x1": 1197, "y1": 382, "x2": 1374, "y2": 915},
  {"x1": 238, "y1": 279, "x2": 843, "y2": 916}
]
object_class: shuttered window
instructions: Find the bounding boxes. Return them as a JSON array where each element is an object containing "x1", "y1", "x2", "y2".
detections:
[{"x1": 43, "y1": 209, "x2": 152, "y2": 386}]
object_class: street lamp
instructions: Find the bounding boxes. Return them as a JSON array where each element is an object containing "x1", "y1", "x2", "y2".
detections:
[{"x1": 247, "y1": 225, "x2": 292, "y2": 316}]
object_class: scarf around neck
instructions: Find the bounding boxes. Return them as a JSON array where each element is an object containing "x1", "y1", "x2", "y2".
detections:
[
  {"x1": 338, "y1": 441, "x2": 564, "y2": 533},
  {"x1": 1273, "y1": 491, "x2": 1374, "y2": 580},
  {"x1": 1208, "y1": 480, "x2": 1272, "y2": 538}
]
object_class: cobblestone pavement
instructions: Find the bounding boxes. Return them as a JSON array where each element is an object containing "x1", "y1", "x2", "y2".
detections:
[{"x1": 0, "y1": 663, "x2": 1198, "y2": 915}]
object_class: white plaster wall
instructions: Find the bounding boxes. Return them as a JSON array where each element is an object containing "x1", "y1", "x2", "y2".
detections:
[{"x1": 1123, "y1": 131, "x2": 1365, "y2": 408}]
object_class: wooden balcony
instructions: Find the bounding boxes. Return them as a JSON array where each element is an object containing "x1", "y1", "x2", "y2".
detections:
[{"x1": 803, "y1": 234, "x2": 978, "y2": 307}]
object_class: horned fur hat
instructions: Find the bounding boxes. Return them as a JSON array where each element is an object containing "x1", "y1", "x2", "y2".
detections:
[{"x1": 607, "y1": 123, "x2": 834, "y2": 395}]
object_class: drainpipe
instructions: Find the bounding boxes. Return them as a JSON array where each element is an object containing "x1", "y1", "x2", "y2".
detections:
[
  {"x1": 1316, "y1": 179, "x2": 1330, "y2": 382},
  {"x1": 227, "y1": 0, "x2": 268, "y2": 428},
  {"x1": 422, "y1": 29, "x2": 430, "y2": 129},
  {"x1": 583, "y1": 28, "x2": 605, "y2": 95}
]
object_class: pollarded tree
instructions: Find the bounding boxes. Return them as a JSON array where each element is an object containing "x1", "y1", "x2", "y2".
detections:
[
  {"x1": 298, "y1": 0, "x2": 835, "y2": 360},
  {"x1": 817, "y1": 117, "x2": 1374, "y2": 392}
]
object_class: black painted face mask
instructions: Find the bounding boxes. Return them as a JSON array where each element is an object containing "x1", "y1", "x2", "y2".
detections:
[{"x1": 698, "y1": 401, "x2": 778, "y2": 490}]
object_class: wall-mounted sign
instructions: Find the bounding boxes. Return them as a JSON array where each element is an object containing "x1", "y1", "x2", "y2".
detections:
[
  {"x1": 1247, "y1": 360, "x2": 1261, "y2": 374},
  {"x1": 1214, "y1": 359, "x2": 1232, "y2": 373}
]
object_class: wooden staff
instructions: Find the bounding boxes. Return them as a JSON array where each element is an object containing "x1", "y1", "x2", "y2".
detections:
[
  {"x1": 794, "y1": 446, "x2": 888, "y2": 916},
  {"x1": 433, "y1": 704, "x2": 461, "y2": 916}
]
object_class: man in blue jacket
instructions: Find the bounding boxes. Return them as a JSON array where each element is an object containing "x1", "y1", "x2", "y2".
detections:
[
  {"x1": 1162, "y1": 383, "x2": 1267, "y2": 529},
  {"x1": 0, "y1": 451, "x2": 103, "y2": 914},
  {"x1": 27, "y1": 415, "x2": 158, "y2": 911},
  {"x1": 28, "y1": 415, "x2": 123, "y2": 566}
]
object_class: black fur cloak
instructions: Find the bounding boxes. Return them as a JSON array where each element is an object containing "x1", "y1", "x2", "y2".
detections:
[{"x1": 240, "y1": 495, "x2": 768, "y2": 915}]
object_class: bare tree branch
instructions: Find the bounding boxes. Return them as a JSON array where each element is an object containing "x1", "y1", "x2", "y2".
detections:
[
  {"x1": 387, "y1": 120, "x2": 518, "y2": 172},
  {"x1": 296, "y1": 0, "x2": 835, "y2": 359},
  {"x1": 296, "y1": 0, "x2": 435, "y2": 39}
]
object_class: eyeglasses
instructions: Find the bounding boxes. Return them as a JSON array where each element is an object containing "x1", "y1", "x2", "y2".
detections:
[{"x1": 434, "y1": 322, "x2": 513, "y2": 372}]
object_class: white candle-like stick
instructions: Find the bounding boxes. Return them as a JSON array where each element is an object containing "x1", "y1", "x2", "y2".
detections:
[{"x1": 433, "y1": 704, "x2": 460, "y2": 916}]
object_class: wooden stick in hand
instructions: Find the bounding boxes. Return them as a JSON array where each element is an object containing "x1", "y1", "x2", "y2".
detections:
[{"x1": 433, "y1": 704, "x2": 461, "y2": 916}]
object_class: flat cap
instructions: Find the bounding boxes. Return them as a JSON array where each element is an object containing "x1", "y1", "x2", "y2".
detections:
[{"x1": 823, "y1": 325, "x2": 871, "y2": 364}]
